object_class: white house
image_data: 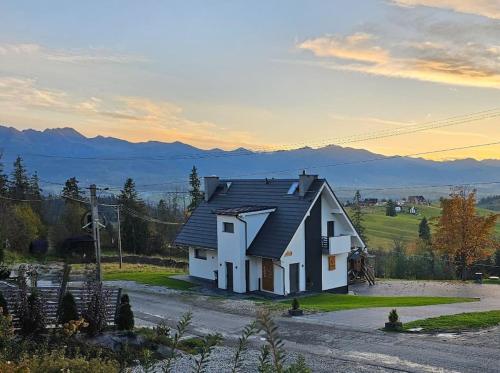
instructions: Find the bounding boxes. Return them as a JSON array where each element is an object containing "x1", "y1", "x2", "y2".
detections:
[{"x1": 174, "y1": 172, "x2": 366, "y2": 295}]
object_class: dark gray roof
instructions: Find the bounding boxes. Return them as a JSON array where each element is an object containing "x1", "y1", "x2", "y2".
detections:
[
  {"x1": 174, "y1": 178, "x2": 325, "y2": 259},
  {"x1": 214, "y1": 205, "x2": 276, "y2": 216}
]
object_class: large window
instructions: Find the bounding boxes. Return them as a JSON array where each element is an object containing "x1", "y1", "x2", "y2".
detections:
[
  {"x1": 194, "y1": 248, "x2": 207, "y2": 260},
  {"x1": 223, "y1": 222, "x2": 234, "y2": 233}
]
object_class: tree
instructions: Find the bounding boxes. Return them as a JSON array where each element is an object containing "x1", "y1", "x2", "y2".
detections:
[
  {"x1": 0, "y1": 291, "x2": 8, "y2": 315},
  {"x1": 83, "y1": 281, "x2": 109, "y2": 336},
  {"x1": 115, "y1": 293, "x2": 134, "y2": 331},
  {"x1": 0, "y1": 152, "x2": 7, "y2": 196},
  {"x1": 433, "y1": 189, "x2": 499, "y2": 280},
  {"x1": 60, "y1": 177, "x2": 86, "y2": 236},
  {"x1": 119, "y1": 178, "x2": 149, "y2": 254},
  {"x1": 59, "y1": 292, "x2": 79, "y2": 324},
  {"x1": 21, "y1": 290, "x2": 46, "y2": 335},
  {"x1": 351, "y1": 190, "x2": 367, "y2": 244},
  {"x1": 9, "y1": 156, "x2": 30, "y2": 200},
  {"x1": 418, "y1": 217, "x2": 431, "y2": 243},
  {"x1": 62, "y1": 177, "x2": 82, "y2": 200},
  {"x1": 386, "y1": 200, "x2": 397, "y2": 217},
  {"x1": 187, "y1": 166, "x2": 203, "y2": 213}
]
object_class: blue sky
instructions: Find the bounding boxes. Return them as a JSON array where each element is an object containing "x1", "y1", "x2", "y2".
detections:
[{"x1": 1, "y1": 0, "x2": 500, "y2": 159}]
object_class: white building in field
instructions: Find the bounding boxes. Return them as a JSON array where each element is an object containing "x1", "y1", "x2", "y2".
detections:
[{"x1": 174, "y1": 172, "x2": 366, "y2": 295}]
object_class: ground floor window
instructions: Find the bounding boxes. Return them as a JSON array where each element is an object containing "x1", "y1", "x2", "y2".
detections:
[
  {"x1": 194, "y1": 248, "x2": 207, "y2": 260},
  {"x1": 328, "y1": 255, "x2": 336, "y2": 271}
]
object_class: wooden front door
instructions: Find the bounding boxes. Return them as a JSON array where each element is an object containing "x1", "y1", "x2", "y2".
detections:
[
  {"x1": 226, "y1": 262, "x2": 233, "y2": 291},
  {"x1": 262, "y1": 258, "x2": 274, "y2": 292}
]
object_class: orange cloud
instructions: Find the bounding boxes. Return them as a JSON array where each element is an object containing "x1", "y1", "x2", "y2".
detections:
[
  {"x1": 298, "y1": 32, "x2": 500, "y2": 89},
  {"x1": 391, "y1": 1, "x2": 500, "y2": 20}
]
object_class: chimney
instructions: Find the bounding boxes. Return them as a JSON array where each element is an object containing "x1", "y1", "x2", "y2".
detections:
[
  {"x1": 299, "y1": 170, "x2": 317, "y2": 197},
  {"x1": 204, "y1": 176, "x2": 220, "y2": 202}
]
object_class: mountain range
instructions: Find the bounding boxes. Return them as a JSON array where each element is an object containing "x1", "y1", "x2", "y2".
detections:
[{"x1": 1, "y1": 125, "x2": 499, "y2": 200}]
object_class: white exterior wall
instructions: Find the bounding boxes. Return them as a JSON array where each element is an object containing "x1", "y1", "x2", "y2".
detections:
[
  {"x1": 280, "y1": 222, "x2": 306, "y2": 295},
  {"x1": 320, "y1": 189, "x2": 352, "y2": 291},
  {"x1": 189, "y1": 248, "x2": 218, "y2": 280},
  {"x1": 321, "y1": 252, "x2": 348, "y2": 290},
  {"x1": 216, "y1": 215, "x2": 247, "y2": 293}
]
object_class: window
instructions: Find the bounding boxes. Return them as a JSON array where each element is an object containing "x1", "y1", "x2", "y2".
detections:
[
  {"x1": 194, "y1": 249, "x2": 207, "y2": 260},
  {"x1": 223, "y1": 222, "x2": 234, "y2": 233},
  {"x1": 327, "y1": 221, "x2": 335, "y2": 237},
  {"x1": 287, "y1": 181, "x2": 299, "y2": 195},
  {"x1": 328, "y1": 255, "x2": 336, "y2": 271}
]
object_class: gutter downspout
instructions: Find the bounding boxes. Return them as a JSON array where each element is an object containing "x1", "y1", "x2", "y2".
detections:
[
  {"x1": 276, "y1": 262, "x2": 286, "y2": 296},
  {"x1": 236, "y1": 215, "x2": 248, "y2": 249}
]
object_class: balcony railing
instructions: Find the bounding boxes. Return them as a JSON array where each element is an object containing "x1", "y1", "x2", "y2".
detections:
[{"x1": 322, "y1": 235, "x2": 351, "y2": 255}]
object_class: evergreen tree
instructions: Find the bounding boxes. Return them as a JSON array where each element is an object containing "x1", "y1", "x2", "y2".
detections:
[
  {"x1": 386, "y1": 200, "x2": 397, "y2": 217},
  {"x1": 59, "y1": 292, "x2": 79, "y2": 324},
  {"x1": 61, "y1": 177, "x2": 86, "y2": 236},
  {"x1": 351, "y1": 190, "x2": 367, "y2": 244},
  {"x1": 0, "y1": 291, "x2": 8, "y2": 315},
  {"x1": 119, "y1": 178, "x2": 149, "y2": 254},
  {"x1": 187, "y1": 166, "x2": 203, "y2": 213},
  {"x1": 0, "y1": 152, "x2": 7, "y2": 195},
  {"x1": 418, "y1": 217, "x2": 431, "y2": 242},
  {"x1": 10, "y1": 156, "x2": 30, "y2": 200},
  {"x1": 28, "y1": 172, "x2": 42, "y2": 200},
  {"x1": 21, "y1": 290, "x2": 46, "y2": 335},
  {"x1": 62, "y1": 177, "x2": 82, "y2": 200},
  {"x1": 115, "y1": 293, "x2": 134, "y2": 330}
]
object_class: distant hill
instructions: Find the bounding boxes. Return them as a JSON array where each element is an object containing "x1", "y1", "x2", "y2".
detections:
[{"x1": 1, "y1": 125, "x2": 500, "y2": 199}]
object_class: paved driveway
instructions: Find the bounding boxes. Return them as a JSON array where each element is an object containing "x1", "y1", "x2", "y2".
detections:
[
  {"x1": 298, "y1": 280, "x2": 500, "y2": 330},
  {"x1": 109, "y1": 279, "x2": 500, "y2": 372}
]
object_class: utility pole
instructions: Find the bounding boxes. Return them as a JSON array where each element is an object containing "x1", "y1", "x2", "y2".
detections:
[
  {"x1": 117, "y1": 205, "x2": 123, "y2": 269},
  {"x1": 90, "y1": 184, "x2": 102, "y2": 281}
]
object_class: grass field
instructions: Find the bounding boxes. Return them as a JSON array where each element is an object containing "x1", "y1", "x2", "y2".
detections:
[
  {"x1": 347, "y1": 204, "x2": 500, "y2": 250},
  {"x1": 483, "y1": 278, "x2": 500, "y2": 285},
  {"x1": 403, "y1": 310, "x2": 500, "y2": 333},
  {"x1": 102, "y1": 263, "x2": 193, "y2": 290},
  {"x1": 283, "y1": 294, "x2": 475, "y2": 312}
]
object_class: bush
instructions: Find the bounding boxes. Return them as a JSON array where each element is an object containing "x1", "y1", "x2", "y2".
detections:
[
  {"x1": 116, "y1": 293, "x2": 134, "y2": 331},
  {"x1": 0, "y1": 266, "x2": 10, "y2": 280},
  {"x1": 83, "y1": 281, "x2": 109, "y2": 336},
  {"x1": 291, "y1": 298, "x2": 300, "y2": 310},
  {"x1": 0, "y1": 350, "x2": 120, "y2": 373},
  {"x1": 0, "y1": 291, "x2": 8, "y2": 315},
  {"x1": 21, "y1": 291, "x2": 47, "y2": 335},
  {"x1": 388, "y1": 309, "x2": 399, "y2": 323},
  {"x1": 59, "y1": 292, "x2": 79, "y2": 324}
]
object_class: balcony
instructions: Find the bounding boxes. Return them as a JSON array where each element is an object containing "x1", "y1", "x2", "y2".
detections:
[{"x1": 321, "y1": 235, "x2": 351, "y2": 255}]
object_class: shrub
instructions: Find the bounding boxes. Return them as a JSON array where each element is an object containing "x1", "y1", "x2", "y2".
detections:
[
  {"x1": 0, "y1": 265, "x2": 10, "y2": 280},
  {"x1": 388, "y1": 309, "x2": 399, "y2": 323},
  {"x1": 291, "y1": 298, "x2": 300, "y2": 310},
  {"x1": 0, "y1": 291, "x2": 8, "y2": 315},
  {"x1": 59, "y1": 292, "x2": 79, "y2": 324},
  {"x1": 115, "y1": 296, "x2": 134, "y2": 331},
  {"x1": 21, "y1": 291, "x2": 47, "y2": 335},
  {"x1": 0, "y1": 350, "x2": 120, "y2": 373},
  {"x1": 0, "y1": 308, "x2": 14, "y2": 349},
  {"x1": 82, "y1": 281, "x2": 109, "y2": 336}
]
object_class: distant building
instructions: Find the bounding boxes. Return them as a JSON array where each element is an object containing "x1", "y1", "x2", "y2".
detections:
[
  {"x1": 361, "y1": 198, "x2": 378, "y2": 207},
  {"x1": 395, "y1": 206, "x2": 402, "y2": 213},
  {"x1": 408, "y1": 195, "x2": 426, "y2": 205},
  {"x1": 409, "y1": 206, "x2": 418, "y2": 215}
]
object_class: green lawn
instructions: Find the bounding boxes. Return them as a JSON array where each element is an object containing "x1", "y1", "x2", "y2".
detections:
[
  {"x1": 284, "y1": 294, "x2": 476, "y2": 312},
  {"x1": 347, "y1": 205, "x2": 500, "y2": 250},
  {"x1": 102, "y1": 263, "x2": 194, "y2": 290},
  {"x1": 403, "y1": 310, "x2": 500, "y2": 333},
  {"x1": 483, "y1": 278, "x2": 500, "y2": 285}
]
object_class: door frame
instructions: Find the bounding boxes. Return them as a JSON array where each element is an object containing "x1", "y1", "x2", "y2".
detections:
[
  {"x1": 225, "y1": 262, "x2": 233, "y2": 291},
  {"x1": 245, "y1": 260, "x2": 250, "y2": 293},
  {"x1": 289, "y1": 263, "x2": 300, "y2": 294}
]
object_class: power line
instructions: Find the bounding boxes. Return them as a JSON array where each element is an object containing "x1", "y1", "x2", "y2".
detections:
[
  {"x1": 12, "y1": 108, "x2": 500, "y2": 162},
  {"x1": 120, "y1": 205, "x2": 182, "y2": 225}
]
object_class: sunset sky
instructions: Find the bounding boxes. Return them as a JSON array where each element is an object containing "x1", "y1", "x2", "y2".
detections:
[{"x1": 1, "y1": 0, "x2": 500, "y2": 160}]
